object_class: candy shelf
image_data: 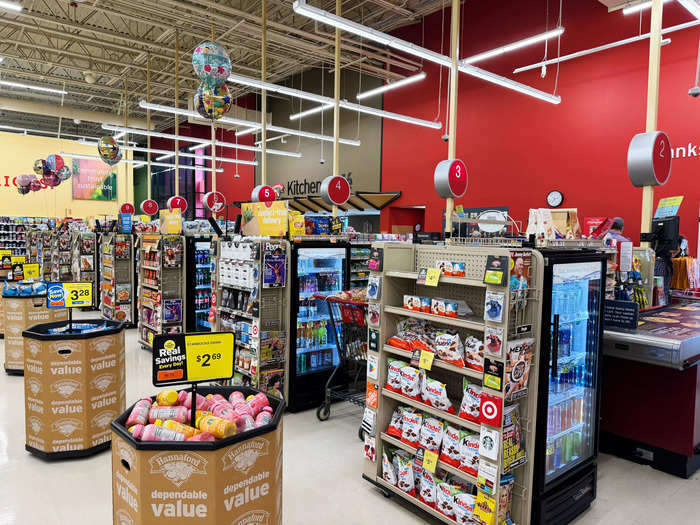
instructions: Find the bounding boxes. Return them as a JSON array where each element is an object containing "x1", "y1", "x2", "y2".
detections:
[{"x1": 365, "y1": 242, "x2": 545, "y2": 525}]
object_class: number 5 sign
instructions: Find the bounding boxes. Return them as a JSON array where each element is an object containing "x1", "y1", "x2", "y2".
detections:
[
  {"x1": 434, "y1": 159, "x2": 468, "y2": 198},
  {"x1": 251, "y1": 185, "x2": 276, "y2": 203}
]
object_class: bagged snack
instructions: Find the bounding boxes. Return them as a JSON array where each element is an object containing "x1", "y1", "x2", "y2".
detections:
[
  {"x1": 458, "y1": 380, "x2": 482, "y2": 423},
  {"x1": 387, "y1": 406, "x2": 404, "y2": 438},
  {"x1": 382, "y1": 449, "x2": 397, "y2": 485},
  {"x1": 446, "y1": 474, "x2": 473, "y2": 494},
  {"x1": 459, "y1": 432, "x2": 480, "y2": 476},
  {"x1": 455, "y1": 492, "x2": 476, "y2": 525},
  {"x1": 440, "y1": 425, "x2": 464, "y2": 468},
  {"x1": 409, "y1": 336, "x2": 435, "y2": 354},
  {"x1": 387, "y1": 335, "x2": 411, "y2": 351},
  {"x1": 421, "y1": 376, "x2": 455, "y2": 413},
  {"x1": 395, "y1": 454, "x2": 416, "y2": 496},
  {"x1": 435, "y1": 332, "x2": 465, "y2": 367},
  {"x1": 386, "y1": 358, "x2": 408, "y2": 393},
  {"x1": 400, "y1": 366, "x2": 423, "y2": 401},
  {"x1": 465, "y1": 336, "x2": 485, "y2": 372},
  {"x1": 401, "y1": 408, "x2": 423, "y2": 448},
  {"x1": 419, "y1": 417, "x2": 445, "y2": 453},
  {"x1": 418, "y1": 469, "x2": 440, "y2": 508},
  {"x1": 435, "y1": 482, "x2": 457, "y2": 518}
]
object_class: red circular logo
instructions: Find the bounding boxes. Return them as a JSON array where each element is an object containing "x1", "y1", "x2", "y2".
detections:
[
  {"x1": 140, "y1": 199, "x2": 159, "y2": 216},
  {"x1": 120, "y1": 203, "x2": 135, "y2": 215},
  {"x1": 653, "y1": 132, "x2": 671, "y2": 185},
  {"x1": 325, "y1": 176, "x2": 350, "y2": 205},
  {"x1": 448, "y1": 160, "x2": 468, "y2": 198},
  {"x1": 167, "y1": 196, "x2": 188, "y2": 213},
  {"x1": 203, "y1": 191, "x2": 226, "y2": 213}
]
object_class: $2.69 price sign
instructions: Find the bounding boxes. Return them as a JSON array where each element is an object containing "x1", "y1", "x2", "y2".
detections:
[{"x1": 152, "y1": 332, "x2": 235, "y2": 386}]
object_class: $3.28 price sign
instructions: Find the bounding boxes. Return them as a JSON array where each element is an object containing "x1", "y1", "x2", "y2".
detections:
[
  {"x1": 63, "y1": 282, "x2": 93, "y2": 308},
  {"x1": 152, "y1": 332, "x2": 235, "y2": 386}
]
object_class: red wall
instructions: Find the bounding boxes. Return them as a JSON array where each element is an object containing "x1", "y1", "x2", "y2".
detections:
[{"x1": 381, "y1": 2, "x2": 700, "y2": 253}]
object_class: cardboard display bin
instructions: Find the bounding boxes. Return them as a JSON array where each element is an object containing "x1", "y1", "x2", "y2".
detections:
[
  {"x1": 22, "y1": 319, "x2": 126, "y2": 459},
  {"x1": 111, "y1": 386, "x2": 284, "y2": 525},
  {"x1": 4, "y1": 292, "x2": 68, "y2": 375}
]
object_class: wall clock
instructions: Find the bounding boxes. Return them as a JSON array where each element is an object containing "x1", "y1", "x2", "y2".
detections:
[{"x1": 547, "y1": 190, "x2": 563, "y2": 208}]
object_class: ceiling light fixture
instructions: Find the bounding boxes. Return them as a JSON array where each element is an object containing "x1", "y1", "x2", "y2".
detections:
[
  {"x1": 228, "y1": 72, "x2": 442, "y2": 129},
  {"x1": 462, "y1": 28, "x2": 565, "y2": 64},
  {"x1": 289, "y1": 104, "x2": 334, "y2": 121},
  {"x1": 60, "y1": 152, "x2": 224, "y2": 172},
  {"x1": 622, "y1": 0, "x2": 671, "y2": 15},
  {"x1": 101, "y1": 124, "x2": 211, "y2": 147},
  {"x1": 78, "y1": 141, "x2": 258, "y2": 166},
  {"x1": 0, "y1": 1, "x2": 22, "y2": 12},
  {"x1": 356, "y1": 72, "x2": 426, "y2": 100},
  {"x1": 254, "y1": 134, "x2": 292, "y2": 145},
  {"x1": 678, "y1": 0, "x2": 700, "y2": 19},
  {"x1": 0, "y1": 79, "x2": 67, "y2": 94},
  {"x1": 292, "y1": 0, "x2": 560, "y2": 104}
]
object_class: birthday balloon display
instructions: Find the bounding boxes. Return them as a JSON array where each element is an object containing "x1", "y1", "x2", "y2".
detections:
[
  {"x1": 33, "y1": 159, "x2": 48, "y2": 177},
  {"x1": 29, "y1": 180, "x2": 41, "y2": 192},
  {"x1": 17, "y1": 174, "x2": 35, "y2": 188},
  {"x1": 44, "y1": 173, "x2": 60, "y2": 188},
  {"x1": 194, "y1": 81, "x2": 232, "y2": 120},
  {"x1": 98, "y1": 136, "x2": 121, "y2": 166},
  {"x1": 57, "y1": 165, "x2": 72, "y2": 181},
  {"x1": 17, "y1": 185, "x2": 30, "y2": 195},
  {"x1": 45, "y1": 154, "x2": 64, "y2": 173},
  {"x1": 192, "y1": 41, "x2": 231, "y2": 87}
]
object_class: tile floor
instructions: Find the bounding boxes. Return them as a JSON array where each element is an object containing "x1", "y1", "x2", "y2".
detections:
[{"x1": 0, "y1": 323, "x2": 699, "y2": 524}]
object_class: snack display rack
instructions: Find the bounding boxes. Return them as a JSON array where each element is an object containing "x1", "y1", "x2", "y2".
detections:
[
  {"x1": 364, "y1": 242, "x2": 544, "y2": 525},
  {"x1": 71, "y1": 232, "x2": 98, "y2": 308},
  {"x1": 0, "y1": 216, "x2": 35, "y2": 258},
  {"x1": 100, "y1": 233, "x2": 135, "y2": 326},
  {"x1": 350, "y1": 243, "x2": 371, "y2": 286},
  {"x1": 137, "y1": 234, "x2": 185, "y2": 349},
  {"x1": 216, "y1": 238, "x2": 290, "y2": 399},
  {"x1": 184, "y1": 234, "x2": 215, "y2": 332}
]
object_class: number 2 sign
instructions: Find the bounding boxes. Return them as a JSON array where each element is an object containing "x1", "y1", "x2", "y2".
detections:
[
  {"x1": 628, "y1": 131, "x2": 672, "y2": 187},
  {"x1": 434, "y1": 159, "x2": 468, "y2": 199}
]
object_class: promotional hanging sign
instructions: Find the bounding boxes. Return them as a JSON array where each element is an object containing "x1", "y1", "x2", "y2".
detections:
[
  {"x1": 203, "y1": 191, "x2": 226, "y2": 213},
  {"x1": 152, "y1": 332, "x2": 235, "y2": 386},
  {"x1": 241, "y1": 201, "x2": 289, "y2": 237}
]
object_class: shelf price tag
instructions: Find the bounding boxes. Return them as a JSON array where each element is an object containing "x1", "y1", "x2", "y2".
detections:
[
  {"x1": 418, "y1": 350, "x2": 434, "y2": 371},
  {"x1": 422, "y1": 449, "x2": 439, "y2": 473},
  {"x1": 152, "y1": 332, "x2": 235, "y2": 386},
  {"x1": 424, "y1": 268, "x2": 441, "y2": 287},
  {"x1": 63, "y1": 282, "x2": 93, "y2": 307}
]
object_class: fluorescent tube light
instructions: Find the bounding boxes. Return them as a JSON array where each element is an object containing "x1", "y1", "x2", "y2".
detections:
[
  {"x1": 462, "y1": 28, "x2": 564, "y2": 65},
  {"x1": 227, "y1": 72, "x2": 442, "y2": 129},
  {"x1": 153, "y1": 151, "x2": 257, "y2": 166},
  {"x1": 114, "y1": 131, "x2": 125, "y2": 139},
  {"x1": 292, "y1": 0, "x2": 560, "y2": 104},
  {"x1": 678, "y1": 0, "x2": 700, "y2": 19},
  {"x1": 356, "y1": 72, "x2": 426, "y2": 100},
  {"x1": 254, "y1": 134, "x2": 291, "y2": 145},
  {"x1": 0, "y1": 79, "x2": 67, "y2": 94},
  {"x1": 0, "y1": 1, "x2": 22, "y2": 12},
  {"x1": 289, "y1": 104, "x2": 333, "y2": 121},
  {"x1": 235, "y1": 126, "x2": 259, "y2": 137},
  {"x1": 0, "y1": 57, "x2": 4, "y2": 63},
  {"x1": 623, "y1": 0, "x2": 670, "y2": 15},
  {"x1": 60, "y1": 152, "x2": 224, "y2": 172}
]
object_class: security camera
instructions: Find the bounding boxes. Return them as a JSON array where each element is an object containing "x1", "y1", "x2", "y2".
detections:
[
  {"x1": 689, "y1": 86, "x2": 700, "y2": 98},
  {"x1": 319, "y1": 158, "x2": 325, "y2": 165},
  {"x1": 441, "y1": 134, "x2": 449, "y2": 142},
  {"x1": 73, "y1": 119, "x2": 81, "y2": 125},
  {"x1": 234, "y1": 172, "x2": 240, "y2": 179}
]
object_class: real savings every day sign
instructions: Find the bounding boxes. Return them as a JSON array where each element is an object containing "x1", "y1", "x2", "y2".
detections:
[{"x1": 71, "y1": 158, "x2": 117, "y2": 201}]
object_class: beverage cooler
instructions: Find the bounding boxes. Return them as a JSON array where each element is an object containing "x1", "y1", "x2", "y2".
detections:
[
  {"x1": 288, "y1": 241, "x2": 349, "y2": 412},
  {"x1": 184, "y1": 236, "x2": 213, "y2": 333},
  {"x1": 532, "y1": 250, "x2": 606, "y2": 525}
]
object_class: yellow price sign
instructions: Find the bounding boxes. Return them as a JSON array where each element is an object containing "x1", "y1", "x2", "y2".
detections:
[
  {"x1": 23, "y1": 263, "x2": 40, "y2": 280},
  {"x1": 422, "y1": 449, "x2": 439, "y2": 473},
  {"x1": 185, "y1": 332, "x2": 235, "y2": 382},
  {"x1": 418, "y1": 350, "x2": 434, "y2": 371},
  {"x1": 63, "y1": 282, "x2": 93, "y2": 308},
  {"x1": 425, "y1": 268, "x2": 441, "y2": 287},
  {"x1": 10, "y1": 256, "x2": 26, "y2": 265}
]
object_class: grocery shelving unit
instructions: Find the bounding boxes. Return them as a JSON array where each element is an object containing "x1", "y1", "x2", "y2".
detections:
[
  {"x1": 100, "y1": 233, "x2": 135, "y2": 326},
  {"x1": 71, "y1": 232, "x2": 98, "y2": 308},
  {"x1": 350, "y1": 243, "x2": 371, "y2": 287},
  {"x1": 364, "y1": 242, "x2": 544, "y2": 525},
  {"x1": 137, "y1": 234, "x2": 185, "y2": 349},
  {"x1": 0, "y1": 217, "x2": 29, "y2": 258},
  {"x1": 51, "y1": 230, "x2": 74, "y2": 282},
  {"x1": 216, "y1": 238, "x2": 290, "y2": 399},
  {"x1": 184, "y1": 235, "x2": 216, "y2": 332}
]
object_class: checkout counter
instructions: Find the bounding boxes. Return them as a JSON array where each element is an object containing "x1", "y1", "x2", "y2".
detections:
[{"x1": 601, "y1": 299, "x2": 700, "y2": 478}]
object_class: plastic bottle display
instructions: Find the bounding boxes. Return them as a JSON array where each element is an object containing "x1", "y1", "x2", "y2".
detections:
[
  {"x1": 195, "y1": 414, "x2": 237, "y2": 439},
  {"x1": 162, "y1": 420, "x2": 201, "y2": 439},
  {"x1": 130, "y1": 424, "x2": 186, "y2": 442},
  {"x1": 125, "y1": 398, "x2": 152, "y2": 427},
  {"x1": 148, "y1": 406, "x2": 189, "y2": 424},
  {"x1": 155, "y1": 390, "x2": 178, "y2": 406}
]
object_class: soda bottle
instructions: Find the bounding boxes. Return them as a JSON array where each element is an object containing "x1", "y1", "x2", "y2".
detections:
[{"x1": 320, "y1": 323, "x2": 327, "y2": 346}]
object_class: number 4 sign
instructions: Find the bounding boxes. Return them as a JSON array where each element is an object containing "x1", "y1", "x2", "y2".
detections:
[{"x1": 321, "y1": 175, "x2": 350, "y2": 206}]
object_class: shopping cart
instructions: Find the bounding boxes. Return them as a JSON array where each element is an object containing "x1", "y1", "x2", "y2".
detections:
[{"x1": 313, "y1": 294, "x2": 368, "y2": 430}]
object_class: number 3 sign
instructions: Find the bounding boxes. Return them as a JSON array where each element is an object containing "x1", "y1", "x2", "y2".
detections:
[{"x1": 434, "y1": 159, "x2": 468, "y2": 199}]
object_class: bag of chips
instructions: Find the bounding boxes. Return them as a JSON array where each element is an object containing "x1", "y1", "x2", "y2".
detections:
[
  {"x1": 419, "y1": 417, "x2": 445, "y2": 453},
  {"x1": 386, "y1": 358, "x2": 408, "y2": 393},
  {"x1": 395, "y1": 454, "x2": 416, "y2": 497},
  {"x1": 418, "y1": 469, "x2": 440, "y2": 508},
  {"x1": 459, "y1": 432, "x2": 480, "y2": 477},
  {"x1": 382, "y1": 449, "x2": 397, "y2": 486},
  {"x1": 436, "y1": 482, "x2": 458, "y2": 518},
  {"x1": 458, "y1": 379, "x2": 482, "y2": 423},
  {"x1": 435, "y1": 332, "x2": 465, "y2": 368},
  {"x1": 401, "y1": 408, "x2": 423, "y2": 448},
  {"x1": 422, "y1": 376, "x2": 455, "y2": 414},
  {"x1": 387, "y1": 406, "x2": 404, "y2": 438},
  {"x1": 454, "y1": 492, "x2": 476, "y2": 525},
  {"x1": 400, "y1": 366, "x2": 423, "y2": 401},
  {"x1": 440, "y1": 425, "x2": 464, "y2": 468},
  {"x1": 465, "y1": 336, "x2": 485, "y2": 372}
]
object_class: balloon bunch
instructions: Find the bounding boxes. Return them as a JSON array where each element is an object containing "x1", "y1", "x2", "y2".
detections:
[
  {"x1": 20, "y1": 154, "x2": 71, "y2": 194},
  {"x1": 192, "y1": 42, "x2": 232, "y2": 121},
  {"x1": 98, "y1": 136, "x2": 122, "y2": 166}
]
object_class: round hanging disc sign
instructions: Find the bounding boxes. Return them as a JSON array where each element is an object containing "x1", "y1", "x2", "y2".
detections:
[
  {"x1": 203, "y1": 191, "x2": 226, "y2": 213},
  {"x1": 167, "y1": 196, "x2": 188, "y2": 213},
  {"x1": 120, "y1": 203, "x2": 135, "y2": 215},
  {"x1": 434, "y1": 159, "x2": 468, "y2": 199},
  {"x1": 140, "y1": 199, "x2": 159, "y2": 216},
  {"x1": 251, "y1": 185, "x2": 276, "y2": 203},
  {"x1": 320, "y1": 175, "x2": 350, "y2": 206},
  {"x1": 627, "y1": 131, "x2": 672, "y2": 187}
]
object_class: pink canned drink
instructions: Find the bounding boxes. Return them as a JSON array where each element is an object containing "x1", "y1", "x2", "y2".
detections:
[
  {"x1": 148, "y1": 406, "x2": 189, "y2": 424},
  {"x1": 126, "y1": 398, "x2": 152, "y2": 427}
]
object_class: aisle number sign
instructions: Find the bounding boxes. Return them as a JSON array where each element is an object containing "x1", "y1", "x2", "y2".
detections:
[
  {"x1": 47, "y1": 282, "x2": 93, "y2": 308},
  {"x1": 152, "y1": 332, "x2": 235, "y2": 386}
]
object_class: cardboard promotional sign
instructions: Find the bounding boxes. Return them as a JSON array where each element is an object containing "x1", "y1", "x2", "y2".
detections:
[
  {"x1": 152, "y1": 332, "x2": 235, "y2": 386},
  {"x1": 241, "y1": 202, "x2": 289, "y2": 237},
  {"x1": 46, "y1": 282, "x2": 93, "y2": 309},
  {"x1": 0, "y1": 249, "x2": 11, "y2": 269}
]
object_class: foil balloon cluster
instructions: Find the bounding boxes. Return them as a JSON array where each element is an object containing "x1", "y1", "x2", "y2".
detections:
[
  {"x1": 192, "y1": 41, "x2": 232, "y2": 121},
  {"x1": 17, "y1": 173, "x2": 38, "y2": 195},
  {"x1": 98, "y1": 136, "x2": 122, "y2": 166},
  {"x1": 23, "y1": 154, "x2": 70, "y2": 194}
]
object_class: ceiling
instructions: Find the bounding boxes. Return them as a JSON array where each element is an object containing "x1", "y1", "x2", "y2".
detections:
[{"x1": 0, "y1": 0, "x2": 446, "y2": 140}]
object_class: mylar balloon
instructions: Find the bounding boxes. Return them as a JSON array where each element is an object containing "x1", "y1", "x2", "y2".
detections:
[
  {"x1": 17, "y1": 186, "x2": 30, "y2": 195},
  {"x1": 57, "y1": 166, "x2": 72, "y2": 181},
  {"x1": 29, "y1": 180, "x2": 41, "y2": 192},
  {"x1": 45, "y1": 173, "x2": 60, "y2": 188},
  {"x1": 45, "y1": 154, "x2": 64, "y2": 173},
  {"x1": 33, "y1": 159, "x2": 47, "y2": 177},
  {"x1": 17, "y1": 174, "x2": 34, "y2": 187},
  {"x1": 98, "y1": 136, "x2": 121, "y2": 166},
  {"x1": 192, "y1": 42, "x2": 231, "y2": 87},
  {"x1": 194, "y1": 81, "x2": 232, "y2": 120}
]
